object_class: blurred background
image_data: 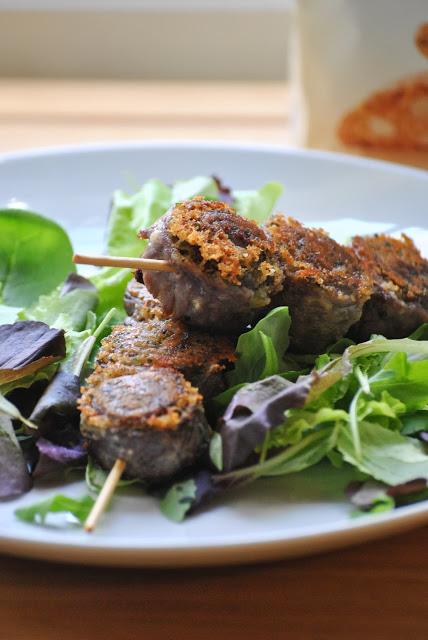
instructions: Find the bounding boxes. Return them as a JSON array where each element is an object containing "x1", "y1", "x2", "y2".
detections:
[{"x1": 0, "y1": 1, "x2": 292, "y2": 152}]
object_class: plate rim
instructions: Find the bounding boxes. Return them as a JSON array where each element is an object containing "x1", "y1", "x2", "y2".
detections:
[
  {"x1": 1, "y1": 138, "x2": 428, "y2": 566},
  {"x1": 1, "y1": 138, "x2": 427, "y2": 180}
]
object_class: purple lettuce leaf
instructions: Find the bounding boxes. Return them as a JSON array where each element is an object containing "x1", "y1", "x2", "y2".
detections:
[
  {"x1": 29, "y1": 370, "x2": 80, "y2": 438},
  {"x1": 212, "y1": 176, "x2": 233, "y2": 205},
  {"x1": 32, "y1": 437, "x2": 87, "y2": 479},
  {"x1": 219, "y1": 374, "x2": 314, "y2": 471},
  {"x1": 0, "y1": 416, "x2": 32, "y2": 499},
  {"x1": 0, "y1": 321, "x2": 65, "y2": 384}
]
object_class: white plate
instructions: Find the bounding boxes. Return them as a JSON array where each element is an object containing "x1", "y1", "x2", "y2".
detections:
[{"x1": 1, "y1": 140, "x2": 428, "y2": 567}]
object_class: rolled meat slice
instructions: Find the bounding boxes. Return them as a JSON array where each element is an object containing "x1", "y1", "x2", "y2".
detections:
[
  {"x1": 265, "y1": 215, "x2": 373, "y2": 353},
  {"x1": 102, "y1": 280, "x2": 236, "y2": 399},
  {"x1": 350, "y1": 234, "x2": 428, "y2": 341},
  {"x1": 138, "y1": 197, "x2": 284, "y2": 333},
  {"x1": 79, "y1": 367, "x2": 210, "y2": 483}
]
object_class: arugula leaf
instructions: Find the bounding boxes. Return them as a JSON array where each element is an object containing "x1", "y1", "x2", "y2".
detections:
[
  {"x1": 0, "y1": 209, "x2": 75, "y2": 307},
  {"x1": 29, "y1": 308, "x2": 118, "y2": 438},
  {"x1": 233, "y1": 182, "x2": 283, "y2": 223},
  {"x1": 15, "y1": 494, "x2": 95, "y2": 525},
  {"x1": 85, "y1": 456, "x2": 138, "y2": 493},
  {"x1": 160, "y1": 478, "x2": 197, "y2": 523}
]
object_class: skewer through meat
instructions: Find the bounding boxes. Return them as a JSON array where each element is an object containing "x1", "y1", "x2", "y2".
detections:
[
  {"x1": 138, "y1": 197, "x2": 284, "y2": 333},
  {"x1": 101, "y1": 280, "x2": 236, "y2": 399},
  {"x1": 79, "y1": 282, "x2": 236, "y2": 483},
  {"x1": 80, "y1": 368, "x2": 209, "y2": 483}
]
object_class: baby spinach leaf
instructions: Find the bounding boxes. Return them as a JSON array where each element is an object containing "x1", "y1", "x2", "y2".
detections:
[
  {"x1": 0, "y1": 208, "x2": 75, "y2": 307},
  {"x1": 226, "y1": 307, "x2": 291, "y2": 388}
]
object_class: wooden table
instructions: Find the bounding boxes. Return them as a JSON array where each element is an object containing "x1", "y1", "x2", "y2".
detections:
[{"x1": 2, "y1": 80, "x2": 428, "y2": 640}]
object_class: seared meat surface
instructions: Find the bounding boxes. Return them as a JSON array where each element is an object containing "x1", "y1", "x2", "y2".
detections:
[
  {"x1": 80, "y1": 367, "x2": 209, "y2": 483},
  {"x1": 124, "y1": 279, "x2": 166, "y2": 322},
  {"x1": 138, "y1": 197, "x2": 283, "y2": 333},
  {"x1": 105, "y1": 281, "x2": 236, "y2": 398},
  {"x1": 265, "y1": 215, "x2": 373, "y2": 353},
  {"x1": 350, "y1": 234, "x2": 428, "y2": 341}
]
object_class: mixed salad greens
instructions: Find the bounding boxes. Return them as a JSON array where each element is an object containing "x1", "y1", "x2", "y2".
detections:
[{"x1": 3, "y1": 175, "x2": 428, "y2": 528}]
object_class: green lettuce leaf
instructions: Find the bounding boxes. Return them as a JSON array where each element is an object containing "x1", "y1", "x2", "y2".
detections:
[
  {"x1": 233, "y1": 182, "x2": 283, "y2": 223},
  {"x1": 0, "y1": 209, "x2": 75, "y2": 307},
  {"x1": 107, "y1": 180, "x2": 172, "y2": 257},
  {"x1": 337, "y1": 421, "x2": 428, "y2": 485},
  {"x1": 15, "y1": 494, "x2": 95, "y2": 525},
  {"x1": 226, "y1": 306, "x2": 291, "y2": 387},
  {"x1": 20, "y1": 279, "x2": 98, "y2": 334},
  {"x1": 171, "y1": 176, "x2": 219, "y2": 203},
  {"x1": 89, "y1": 267, "x2": 130, "y2": 319},
  {"x1": 85, "y1": 456, "x2": 138, "y2": 493},
  {"x1": 160, "y1": 478, "x2": 197, "y2": 523},
  {"x1": 260, "y1": 426, "x2": 338, "y2": 477}
]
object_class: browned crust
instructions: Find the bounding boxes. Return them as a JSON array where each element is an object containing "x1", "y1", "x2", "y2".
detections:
[
  {"x1": 124, "y1": 279, "x2": 166, "y2": 322},
  {"x1": 79, "y1": 368, "x2": 202, "y2": 431},
  {"x1": 143, "y1": 196, "x2": 283, "y2": 289},
  {"x1": 91, "y1": 316, "x2": 236, "y2": 381},
  {"x1": 266, "y1": 214, "x2": 373, "y2": 303},
  {"x1": 338, "y1": 72, "x2": 428, "y2": 150},
  {"x1": 352, "y1": 234, "x2": 428, "y2": 303}
]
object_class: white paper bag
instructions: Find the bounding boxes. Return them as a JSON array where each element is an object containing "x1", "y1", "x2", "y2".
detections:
[{"x1": 296, "y1": 0, "x2": 428, "y2": 160}]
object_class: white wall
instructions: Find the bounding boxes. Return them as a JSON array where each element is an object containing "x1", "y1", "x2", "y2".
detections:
[{"x1": 0, "y1": 5, "x2": 292, "y2": 80}]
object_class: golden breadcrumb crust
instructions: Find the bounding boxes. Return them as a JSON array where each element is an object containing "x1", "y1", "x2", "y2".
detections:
[
  {"x1": 352, "y1": 234, "x2": 428, "y2": 302},
  {"x1": 79, "y1": 368, "x2": 202, "y2": 431},
  {"x1": 266, "y1": 214, "x2": 373, "y2": 302},
  {"x1": 160, "y1": 197, "x2": 283, "y2": 288}
]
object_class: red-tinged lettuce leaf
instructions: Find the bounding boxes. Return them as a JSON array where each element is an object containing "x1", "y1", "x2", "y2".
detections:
[
  {"x1": 0, "y1": 415, "x2": 32, "y2": 499},
  {"x1": 29, "y1": 370, "x2": 80, "y2": 437},
  {"x1": 0, "y1": 321, "x2": 65, "y2": 384},
  {"x1": 219, "y1": 374, "x2": 314, "y2": 471},
  {"x1": 212, "y1": 176, "x2": 233, "y2": 205},
  {"x1": 160, "y1": 471, "x2": 225, "y2": 522},
  {"x1": 32, "y1": 437, "x2": 87, "y2": 479},
  {"x1": 347, "y1": 478, "x2": 428, "y2": 514},
  {"x1": 60, "y1": 273, "x2": 96, "y2": 297}
]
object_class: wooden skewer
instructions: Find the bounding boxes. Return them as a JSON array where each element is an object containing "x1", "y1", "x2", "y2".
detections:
[
  {"x1": 84, "y1": 458, "x2": 127, "y2": 533},
  {"x1": 73, "y1": 253, "x2": 175, "y2": 272}
]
